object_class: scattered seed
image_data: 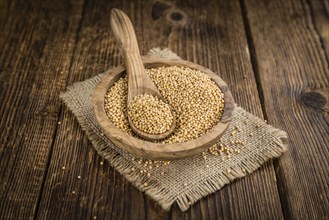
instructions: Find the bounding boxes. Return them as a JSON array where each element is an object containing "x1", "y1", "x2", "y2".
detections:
[
  {"x1": 62, "y1": 166, "x2": 66, "y2": 170},
  {"x1": 100, "y1": 161, "x2": 104, "y2": 165},
  {"x1": 77, "y1": 175, "x2": 81, "y2": 179}
]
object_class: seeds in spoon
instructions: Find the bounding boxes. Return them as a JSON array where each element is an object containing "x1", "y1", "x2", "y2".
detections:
[
  {"x1": 104, "y1": 66, "x2": 225, "y2": 144},
  {"x1": 127, "y1": 94, "x2": 173, "y2": 134}
]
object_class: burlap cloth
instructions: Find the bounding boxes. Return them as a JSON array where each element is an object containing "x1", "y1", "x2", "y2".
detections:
[{"x1": 60, "y1": 48, "x2": 288, "y2": 211}]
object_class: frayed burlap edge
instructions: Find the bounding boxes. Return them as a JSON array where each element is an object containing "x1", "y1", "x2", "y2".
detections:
[{"x1": 60, "y1": 48, "x2": 288, "y2": 211}]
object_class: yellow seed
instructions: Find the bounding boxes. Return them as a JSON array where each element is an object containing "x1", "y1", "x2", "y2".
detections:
[
  {"x1": 62, "y1": 166, "x2": 66, "y2": 170},
  {"x1": 100, "y1": 161, "x2": 104, "y2": 165},
  {"x1": 104, "y1": 66, "x2": 225, "y2": 144},
  {"x1": 77, "y1": 175, "x2": 81, "y2": 179},
  {"x1": 72, "y1": 190, "x2": 76, "y2": 195},
  {"x1": 144, "y1": 182, "x2": 148, "y2": 187}
]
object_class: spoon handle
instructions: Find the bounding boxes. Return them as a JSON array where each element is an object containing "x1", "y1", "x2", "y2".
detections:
[{"x1": 110, "y1": 9, "x2": 153, "y2": 102}]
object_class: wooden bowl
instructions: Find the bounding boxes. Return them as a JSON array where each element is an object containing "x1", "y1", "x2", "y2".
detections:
[{"x1": 93, "y1": 57, "x2": 235, "y2": 160}]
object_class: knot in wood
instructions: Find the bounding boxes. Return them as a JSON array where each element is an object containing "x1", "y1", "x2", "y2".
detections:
[{"x1": 301, "y1": 88, "x2": 328, "y2": 111}]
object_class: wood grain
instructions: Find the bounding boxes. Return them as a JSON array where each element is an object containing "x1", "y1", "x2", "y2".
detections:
[
  {"x1": 306, "y1": 0, "x2": 329, "y2": 60},
  {"x1": 243, "y1": 0, "x2": 329, "y2": 218},
  {"x1": 2, "y1": 0, "x2": 326, "y2": 219},
  {"x1": 164, "y1": 0, "x2": 284, "y2": 219},
  {"x1": 110, "y1": 9, "x2": 177, "y2": 140},
  {"x1": 93, "y1": 58, "x2": 234, "y2": 160},
  {"x1": 0, "y1": 0, "x2": 84, "y2": 219},
  {"x1": 36, "y1": 0, "x2": 284, "y2": 219}
]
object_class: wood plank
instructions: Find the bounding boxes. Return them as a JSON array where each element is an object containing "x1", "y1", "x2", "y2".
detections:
[
  {"x1": 307, "y1": 0, "x2": 329, "y2": 59},
  {"x1": 163, "y1": 0, "x2": 283, "y2": 219},
  {"x1": 243, "y1": 0, "x2": 329, "y2": 219},
  {"x1": 36, "y1": 0, "x2": 147, "y2": 219},
  {"x1": 0, "y1": 0, "x2": 84, "y2": 219},
  {"x1": 37, "y1": 0, "x2": 284, "y2": 219}
]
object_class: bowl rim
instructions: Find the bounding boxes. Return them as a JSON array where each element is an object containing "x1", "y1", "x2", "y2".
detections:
[{"x1": 93, "y1": 57, "x2": 235, "y2": 160}]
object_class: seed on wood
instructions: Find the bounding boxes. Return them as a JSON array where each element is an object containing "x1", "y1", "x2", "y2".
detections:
[
  {"x1": 100, "y1": 161, "x2": 104, "y2": 165},
  {"x1": 77, "y1": 175, "x2": 81, "y2": 179},
  {"x1": 61, "y1": 166, "x2": 66, "y2": 170}
]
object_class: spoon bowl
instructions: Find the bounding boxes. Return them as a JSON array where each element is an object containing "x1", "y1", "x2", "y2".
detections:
[
  {"x1": 93, "y1": 57, "x2": 235, "y2": 160},
  {"x1": 110, "y1": 9, "x2": 176, "y2": 140}
]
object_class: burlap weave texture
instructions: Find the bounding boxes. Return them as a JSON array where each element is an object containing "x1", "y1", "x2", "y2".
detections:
[{"x1": 60, "y1": 48, "x2": 287, "y2": 211}]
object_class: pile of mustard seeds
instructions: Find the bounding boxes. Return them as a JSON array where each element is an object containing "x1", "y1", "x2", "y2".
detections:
[
  {"x1": 104, "y1": 66, "x2": 225, "y2": 144},
  {"x1": 127, "y1": 94, "x2": 173, "y2": 134}
]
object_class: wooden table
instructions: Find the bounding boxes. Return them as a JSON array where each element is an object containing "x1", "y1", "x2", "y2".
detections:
[{"x1": 0, "y1": 0, "x2": 328, "y2": 219}]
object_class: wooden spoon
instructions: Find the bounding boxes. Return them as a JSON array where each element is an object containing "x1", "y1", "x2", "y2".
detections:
[{"x1": 110, "y1": 8, "x2": 176, "y2": 141}]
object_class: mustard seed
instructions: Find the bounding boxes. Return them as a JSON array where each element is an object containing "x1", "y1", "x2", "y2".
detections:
[
  {"x1": 104, "y1": 66, "x2": 225, "y2": 144},
  {"x1": 128, "y1": 94, "x2": 173, "y2": 134}
]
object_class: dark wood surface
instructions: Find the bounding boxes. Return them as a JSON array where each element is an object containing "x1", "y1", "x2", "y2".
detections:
[{"x1": 0, "y1": 0, "x2": 328, "y2": 219}]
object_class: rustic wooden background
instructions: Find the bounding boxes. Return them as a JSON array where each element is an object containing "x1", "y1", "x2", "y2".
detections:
[{"x1": 0, "y1": 0, "x2": 328, "y2": 219}]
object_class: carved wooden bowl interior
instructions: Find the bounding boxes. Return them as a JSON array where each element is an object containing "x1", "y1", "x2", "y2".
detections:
[{"x1": 93, "y1": 58, "x2": 235, "y2": 160}]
